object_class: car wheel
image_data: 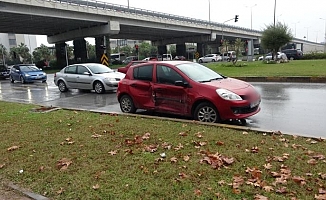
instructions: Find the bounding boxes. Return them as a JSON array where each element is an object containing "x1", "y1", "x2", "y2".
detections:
[
  {"x1": 212, "y1": 59, "x2": 216, "y2": 62},
  {"x1": 20, "y1": 76, "x2": 25, "y2": 84},
  {"x1": 42, "y1": 80, "x2": 47, "y2": 83},
  {"x1": 199, "y1": 59, "x2": 203, "y2": 63},
  {"x1": 289, "y1": 57, "x2": 294, "y2": 60},
  {"x1": 119, "y1": 95, "x2": 136, "y2": 113},
  {"x1": 58, "y1": 80, "x2": 68, "y2": 92},
  {"x1": 94, "y1": 81, "x2": 105, "y2": 94},
  {"x1": 10, "y1": 76, "x2": 14, "y2": 83},
  {"x1": 194, "y1": 102, "x2": 220, "y2": 123}
]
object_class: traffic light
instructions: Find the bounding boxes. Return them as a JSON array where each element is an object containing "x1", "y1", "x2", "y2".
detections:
[
  {"x1": 235, "y1": 15, "x2": 239, "y2": 22},
  {"x1": 135, "y1": 44, "x2": 139, "y2": 54}
]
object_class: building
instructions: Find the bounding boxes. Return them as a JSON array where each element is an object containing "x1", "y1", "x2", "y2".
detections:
[{"x1": 0, "y1": 33, "x2": 37, "y2": 53}]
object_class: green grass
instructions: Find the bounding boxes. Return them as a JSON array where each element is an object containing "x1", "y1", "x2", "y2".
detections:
[
  {"x1": 205, "y1": 59, "x2": 326, "y2": 77},
  {"x1": 1, "y1": 101, "x2": 326, "y2": 199}
]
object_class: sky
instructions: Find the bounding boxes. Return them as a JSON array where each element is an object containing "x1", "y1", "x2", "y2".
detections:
[{"x1": 37, "y1": 0, "x2": 326, "y2": 46}]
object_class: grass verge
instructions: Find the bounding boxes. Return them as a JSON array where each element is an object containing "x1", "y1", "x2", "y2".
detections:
[
  {"x1": 203, "y1": 59, "x2": 326, "y2": 77},
  {"x1": 1, "y1": 101, "x2": 325, "y2": 199}
]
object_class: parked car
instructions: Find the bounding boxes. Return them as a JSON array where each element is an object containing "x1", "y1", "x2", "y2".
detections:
[
  {"x1": 174, "y1": 55, "x2": 186, "y2": 60},
  {"x1": 117, "y1": 60, "x2": 148, "y2": 74},
  {"x1": 117, "y1": 61, "x2": 261, "y2": 123},
  {"x1": 0, "y1": 65, "x2": 10, "y2": 79},
  {"x1": 10, "y1": 64, "x2": 47, "y2": 83},
  {"x1": 198, "y1": 54, "x2": 221, "y2": 63},
  {"x1": 259, "y1": 52, "x2": 287, "y2": 61},
  {"x1": 122, "y1": 56, "x2": 138, "y2": 64},
  {"x1": 281, "y1": 49, "x2": 303, "y2": 60},
  {"x1": 54, "y1": 63, "x2": 125, "y2": 94}
]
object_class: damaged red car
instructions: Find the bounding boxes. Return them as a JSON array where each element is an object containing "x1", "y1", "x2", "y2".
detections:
[{"x1": 117, "y1": 61, "x2": 260, "y2": 123}]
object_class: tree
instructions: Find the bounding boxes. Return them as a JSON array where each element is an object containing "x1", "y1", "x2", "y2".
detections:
[
  {"x1": 32, "y1": 44, "x2": 52, "y2": 62},
  {"x1": 232, "y1": 38, "x2": 245, "y2": 65},
  {"x1": 221, "y1": 39, "x2": 230, "y2": 61},
  {"x1": 139, "y1": 42, "x2": 152, "y2": 58},
  {"x1": 86, "y1": 41, "x2": 96, "y2": 60},
  {"x1": 261, "y1": 22, "x2": 293, "y2": 60},
  {"x1": 0, "y1": 44, "x2": 8, "y2": 65}
]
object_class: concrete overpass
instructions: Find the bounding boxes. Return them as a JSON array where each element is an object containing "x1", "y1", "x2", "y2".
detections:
[{"x1": 0, "y1": 0, "x2": 324, "y2": 65}]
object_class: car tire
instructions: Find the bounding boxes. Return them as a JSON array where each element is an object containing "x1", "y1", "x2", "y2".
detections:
[
  {"x1": 10, "y1": 76, "x2": 14, "y2": 83},
  {"x1": 42, "y1": 80, "x2": 47, "y2": 83},
  {"x1": 194, "y1": 102, "x2": 220, "y2": 123},
  {"x1": 289, "y1": 57, "x2": 294, "y2": 60},
  {"x1": 212, "y1": 59, "x2": 216, "y2": 62},
  {"x1": 199, "y1": 59, "x2": 203, "y2": 63},
  {"x1": 119, "y1": 95, "x2": 136, "y2": 113},
  {"x1": 94, "y1": 81, "x2": 105, "y2": 94},
  {"x1": 58, "y1": 80, "x2": 68, "y2": 92},
  {"x1": 20, "y1": 76, "x2": 25, "y2": 84}
]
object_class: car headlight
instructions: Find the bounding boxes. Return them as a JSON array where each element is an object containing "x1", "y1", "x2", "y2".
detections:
[
  {"x1": 216, "y1": 89, "x2": 242, "y2": 100},
  {"x1": 24, "y1": 74, "x2": 30, "y2": 77},
  {"x1": 104, "y1": 77, "x2": 116, "y2": 82},
  {"x1": 43, "y1": 72, "x2": 47, "y2": 76}
]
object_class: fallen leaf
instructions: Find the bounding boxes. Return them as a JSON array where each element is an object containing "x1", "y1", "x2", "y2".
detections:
[
  {"x1": 194, "y1": 189, "x2": 201, "y2": 196},
  {"x1": 264, "y1": 163, "x2": 272, "y2": 170},
  {"x1": 263, "y1": 186, "x2": 274, "y2": 192},
  {"x1": 57, "y1": 158, "x2": 72, "y2": 171},
  {"x1": 216, "y1": 141, "x2": 224, "y2": 146},
  {"x1": 56, "y1": 187, "x2": 64, "y2": 194},
  {"x1": 7, "y1": 145, "x2": 20, "y2": 151},
  {"x1": 315, "y1": 194, "x2": 326, "y2": 200},
  {"x1": 183, "y1": 155, "x2": 190, "y2": 162},
  {"x1": 91, "y1": 134, "x2": 102, "y2": 138},
  {"x1": 0, "y1": 163, "x2": 5, "y2": 169},
  {"x1": 307, "y1": 159, "x2": 317, "y2": 165},
  {"x1": 92, "y1": 184, "x2": 100, "y2": 190},
  {"x1": 243, "y1": 131, "x2": 248, "y2": 135},
  {"x1": 195, "y1": 132, "x2": 203, "y2": 138},
  {"x1": 179, "y1": 132, "x2": 187, "y2": 136},
  {"x1": 142, "y1": 132, "x2": 151, "y2": 140},
  {"x1": 170, "y1": 157, "x2": 178, "y2": 163},
  {"x1": 108, "y1": 150, "x2": 117, "y2": 155},
  {"x1": 254, "y1": 194, "x2": 269, "y2": 200}
]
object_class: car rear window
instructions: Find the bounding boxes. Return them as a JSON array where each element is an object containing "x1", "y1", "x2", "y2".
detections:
[{"x1": 133, "y1": 65, "x2": 153, "y2": 81}]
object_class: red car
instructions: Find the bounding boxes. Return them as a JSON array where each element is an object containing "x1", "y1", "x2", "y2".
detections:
[
  {"x1": 117, "y1": 61, "x2": 147, "y2": 74},
  {"x1": 117, "y1": 61, "x2": 261, "y2": 123}
]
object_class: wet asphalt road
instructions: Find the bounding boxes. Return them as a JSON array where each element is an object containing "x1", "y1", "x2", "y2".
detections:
[{"x1": 0, "y1": 74, "x2": 325, "y2": 138}]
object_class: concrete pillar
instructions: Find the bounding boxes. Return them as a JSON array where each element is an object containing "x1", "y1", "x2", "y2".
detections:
[
  {"x1": 176, "y1": 44, "x2": 186, "y2": 57},
  {"x1": 196, "y1": 43, "x2": 204, "y2": 58},
  {"x1": 73, "y1": 38, "x2": 87, "y2": 63},
  {"x1": 95, "y1": 36, "x2": 104, "y2": 64},
  {"x1": 158, "y1": 45, "x2": 167, "y2": 55},
  {"x1": 55, "y1": 42, "x2": 67, "y2": 69}
]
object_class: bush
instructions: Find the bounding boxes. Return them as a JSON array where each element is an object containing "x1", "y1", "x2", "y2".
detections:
[{"x1": 302, "y1": 52, "x2": 326, "y2": 60}]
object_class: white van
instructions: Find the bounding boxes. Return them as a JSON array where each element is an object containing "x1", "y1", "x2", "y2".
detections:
[
  {"x1": 110, "y1": 53, "x2": 126, "y2": 64},
  {"x1": 162, "y1": 54, "x2": 172, "y2": 61}
]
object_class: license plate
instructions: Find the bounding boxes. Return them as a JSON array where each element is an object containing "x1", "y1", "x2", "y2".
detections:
[{"x1": 250, "y1": 100, "x2": 260, "y2": 108}]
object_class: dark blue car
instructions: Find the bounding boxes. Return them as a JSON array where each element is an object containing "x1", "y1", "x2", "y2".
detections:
[{"x1": 10, "y1": 64, "x2": 47, "y2": 83}]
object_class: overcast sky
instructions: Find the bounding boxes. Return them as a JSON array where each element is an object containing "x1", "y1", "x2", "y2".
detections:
[{"x1": 37, "y1": 0, "x2": 326, "y2": 46}]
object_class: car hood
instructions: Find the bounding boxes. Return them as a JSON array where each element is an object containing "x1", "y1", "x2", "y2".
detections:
[
  {"x1": 202, "y1": 77, "x2": 251, "y2": 91},
  {"x1": 95, "y1": 72, "x2": 125, "y2": 79},
  {"x1": 24, "y1": 71, "x2": 45, "y2": 75}
]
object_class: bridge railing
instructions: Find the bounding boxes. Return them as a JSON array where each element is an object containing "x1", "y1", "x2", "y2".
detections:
[{"x1": 48, "y1": 0, "x2": 262, "y2": 34}]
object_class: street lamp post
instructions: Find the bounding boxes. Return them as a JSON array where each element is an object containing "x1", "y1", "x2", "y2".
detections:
[
  {"x1": 273, "y1": 0, "x2": 276, "y2": 26},
  {"x1": 320, "y1": 18, "x2": 326, "y2": 52},
  {"x1": 292, "y1": 21, "x2": 300, "y2": 37},
  {"x1": 250, "y1": 4, "x2": 257, "y2": 30},
  {"x1": 304, "y1": 26, "x2": 311, "y2": 41},
  {"x1": 208, "y1": 0, "x2": 211, "y2": 23}
]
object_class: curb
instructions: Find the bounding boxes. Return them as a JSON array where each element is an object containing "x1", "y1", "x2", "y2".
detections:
[{"x1": 235, "y1": 76, "x2": 326, "y2": 83}]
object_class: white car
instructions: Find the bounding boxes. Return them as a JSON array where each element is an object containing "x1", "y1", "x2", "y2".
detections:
[
  {"x1": 259, "y1": 52, "x2": 287, "y2": 61},
  {"x1": 54, "y1": 63, "x2": 125, "y2": 94},
  {"x1": 198, "y1": 54, "x2": 221, "y2": 63}
]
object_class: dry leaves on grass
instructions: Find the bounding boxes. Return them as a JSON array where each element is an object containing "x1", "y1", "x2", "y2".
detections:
[
  {"x1": 56, "y1": 158, "x2": 72, "y2": 171},
  {"x1": 7, "y1": 145, "x2": 20, "y2": 151},
  {"x1": 199, "y1": 151, "x2": 234, "y2": 169}
]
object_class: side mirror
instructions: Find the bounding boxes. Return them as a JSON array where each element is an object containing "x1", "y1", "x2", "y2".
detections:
[
  {"x1": 175, "y1": 80, "x2": 189, "y2": 87},
  {"x1": 83, "y1": 72, "x2": 91, "y2": 76}
]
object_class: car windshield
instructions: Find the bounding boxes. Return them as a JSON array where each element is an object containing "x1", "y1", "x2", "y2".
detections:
[
  {"x1": 87, "y1": 64, "x2": 114, "y2": 74},
  {"x1": 176, "y1": 63, "x2": 224, "y2": 82},
  {"x1": 20, "y1": 65, "x2": 39, "y2": 72}
]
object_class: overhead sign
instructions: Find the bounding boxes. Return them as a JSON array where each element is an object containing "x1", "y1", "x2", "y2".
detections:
[{"x1": 101, "y1": 53, "x2": 109, "y2": 66}]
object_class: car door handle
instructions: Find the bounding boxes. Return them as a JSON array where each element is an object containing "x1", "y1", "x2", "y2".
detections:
[
  {"x1": 155, "y1": 88, "x2": 164, "y2": 91},
  {"x1": 130, "y1": 83, "x2": 137, "y2": 87}
]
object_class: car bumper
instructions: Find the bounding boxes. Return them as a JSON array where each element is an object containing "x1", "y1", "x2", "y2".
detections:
[{"x1": 25, "y1": 75, "x2": 47, "y2": 82}]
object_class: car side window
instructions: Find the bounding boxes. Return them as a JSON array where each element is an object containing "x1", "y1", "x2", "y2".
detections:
[
  {"x1": 77, "y1": 66, "x2": 89, "y2": 75},
  {"x1": 156, "y1": 65, "x2": 183, "y2": 85},
  {"x1": 65, "y1": 66, "x2": 77, "y2": 74},
  {"x1": 133, "y1": 65, "x2": 153, "y2": 81}
]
